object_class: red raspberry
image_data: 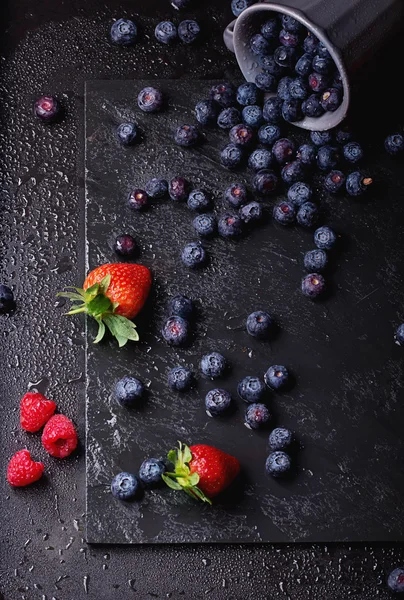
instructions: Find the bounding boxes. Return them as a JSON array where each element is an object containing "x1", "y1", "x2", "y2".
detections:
[
  {"x1": 20, "y1": 392, "x2": 57, "y2": 433},
  {"x1": 7, "y1": 449, "x2": 44, "y2": 487},
  {"x1": 42, "y1": 414, "x2": 78, "y2": 458}
]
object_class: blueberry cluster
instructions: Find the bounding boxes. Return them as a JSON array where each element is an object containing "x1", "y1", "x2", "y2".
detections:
[
  {"x1": 162, "y1": 294, "x2": 195, "y2": 346},
  {"x1": 155, "y1": 20, "x2": 200, "y2": 45},
  {"x1": 266, "y1": 427, "x2": 294, "y2": 477},
  {"x1": 111, "y1": 456, "x2": 167, "y2": 501}
]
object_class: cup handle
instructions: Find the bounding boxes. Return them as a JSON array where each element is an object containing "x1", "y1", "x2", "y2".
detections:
[{"x1": 223, "y1": 20, "x2": 236, "y2": 53}]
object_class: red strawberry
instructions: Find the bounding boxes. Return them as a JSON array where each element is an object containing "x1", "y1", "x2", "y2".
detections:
[
  {"x1": 42, "y1": 414, "x2": 78, "y2": 458},
  {"x1": 162, "y1": 442, "x2": 240, "y2": 504},
  {"x1": 58, "y1": 263, "x2": 152, "y2": 346},
  {"x1": 7, "y1": 450, "x2": 44, "y2": 487},
  {"x1": 20, "y1": 392, "x2": 57, "y2": 433}
]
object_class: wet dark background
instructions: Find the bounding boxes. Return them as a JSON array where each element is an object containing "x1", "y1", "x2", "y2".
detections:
[{"x1": 0, "y1": 1, "x2": 404, "y2": 598}]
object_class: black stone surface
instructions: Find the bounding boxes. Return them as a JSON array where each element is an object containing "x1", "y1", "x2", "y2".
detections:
[
  {"x1": 86, "y1": 79, "x2": 404, "y2": 545},
  {"x1": 0, "y1": 0, "x2": 404, "y2": 597}
]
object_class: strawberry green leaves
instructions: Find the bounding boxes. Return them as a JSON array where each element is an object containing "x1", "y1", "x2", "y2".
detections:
[{"x1": 162, "y1": 441, "x2": 212, "y2": 505}]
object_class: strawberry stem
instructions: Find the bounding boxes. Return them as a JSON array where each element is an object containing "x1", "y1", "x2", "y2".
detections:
[{"x1": 162, "y1": 441, "x2": 212, "y2": 505}]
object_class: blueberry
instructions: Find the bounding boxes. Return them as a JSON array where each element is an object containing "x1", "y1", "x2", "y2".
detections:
[
  {"x1": 282, "y1": 99, "x2": 303, "y2": 123},
  {"x1": 272, "y1": 137, "x2": 295, "y2": 164},
  {"x1": 224, "y1": 183, "x2": 248, "y2": 208},
  {"x1": 289, "y1": 77, "x2": 309, "y2": 100},
  {"x1": 287, "y1": 181, "x2": 312, "y2": 205},
  {"x1": 308, "y1": 72, "x2": 330, "y2": 93},
  {"x1": 258, "y1": 124, "x2": 281, "y2": 146},
  {"x1": 274, "y1": 46, "x2": 296, "y2": 69},
  {"x1": 332, "y1": 71, "x2": 344, "y2": 90},
  {"x1": 237, "y1": 82, "x2": 260, "y2": 106},
  {"x1": 281, "y1": 161, "x2": 306, "y2": 185},
  {"x1": 181, "y1": 242, "x2": 207, "y2": 268},
  {"x1": 346, "y1": 171, "x2": 373, "y2": 196},
  {"x1": 155, "y1": 21, "x2": 177, "y2": 44},
  {"x1": 205, "y1": 389, "x2": 232, "y2": 416},
  {"x1": 265, "y1": 451, "x2": 291, "y2": 477},
  {"x1": 321, "y1": 87, "x2": 341, "y2": 112},
  {"x1": 128, "y1": 188, "x2": 149, "y2": 211},
  {"x1": 0, "y1": 284, "x2": 14, "y2": 313},
  {"x1": 317, "y1": 42, "x2": 331, "y2": 58},
  {"x1": 246, "y1": 310, "x2": 273, "y2": 338},
  {"x1": 178, "y1": 20, "x2": 200, "y2": 44},
  {"x1": 187, "y1": 189, "x2": 211, "y2": 211},
  {"x1": 168, "y1": 366, "x2": 194, "y2": 391},
  {"x1": 161, "y1": 316, "x2": 189, "y2": 345},
  {"x1": 139, "y1": 459, "x2": 166, "y2": 485},
  {"x1": 295, "y1": 53, "x2": 313, "y2": 76},
  {"x1": 145, "y1": 178, "x2": 168, "y2": 199},
  {"x1": 117, "y1": 123, "x2": 137, "y2": 146},
  {"x1": 242, "y1": 105, "x2": 264, "y2": 129},
  {"x1": 277, "y1": 76, "x2": 293, "y2": 101},
  {"x1": 229, "y1": 124, "x2": 254, "y2": 147},
  {"x1": 210, "y1": 82, "x2": 236, "y2": 108},
  {"x1": 111, "y1": 472, "x2": 140, "y2": 500},
  {"x1": 217, "y1": 107, "x2": 241, "y2": 129},
  {"x1": 193, "y1": 213, "x2": 217, "y2": 237},
  {"x1": 174, "y1": 124, "x2": 199, "y2": 147},
  {"x1": 231, "y1": 0, "x2": 255, "y2": 17},
  {"x1": 137, "y1": 87, "x2": 163, "y2": 113},
  {"x1": 301, "y1": 273, "x2": 326, "y2": 298},
  {"x1": 240, "y1": 201, "x2": 263, "y2": 224},
  {"x1": 296, "y1": 143, "x2": 316, "y2": 166},
  {"x1": 343, "y1": 141, "x2": 363, "y2": 164},
  {"x1": 324, "y1": 170, "x2": 345, "y2": 194},
  {"x1": 114, "y1": 234, "x2": 137, "y2": 257},
  {"x1": 297, "y1": 202, "x2": 318, "y2": 227},
  {"x1": 310, "y1": 130, "x2": 333, "y2": 146},
  {"x1": 335, "y1": 126, "x2": 353, "y2": 145},
  {"x1": 303, "y1": 32, "x2": 319, "y2": 55},
  {"x1": 301, "y1": 94, "x2": 325, "y2": 118},
  {"x1": 115, "y1": 376, "x2": 145, "y2": 407},
  {"x1": 110, "y1": 18, "x2": 137, "y2": 46},
  {"x1": 195, "y1": 100, "x2": 218, "y2": 126},
  {"x1": 317, "y1": 145, "x2": 340, "y2": 171},
  {"x1": 221, "y1": 144, "x2": 244, "y2": 169},
  {"x1": 385, "y1": 133, "x2": 404, "y2": 155},
  {"x1": 314, "y1": 225, "x2": 337, "y2": 250},
  {"x1": 238, "y1": 376, "x2": 266, "y2": 403},
  {"x1": 245, "y1": 403, "x2": 271, "y2": 429},
  {"x1": 34, "y1": 95, "x2": 61, "y2": 123},
  {"x1": 168, "y1": 295, "x2": 194, "y2": 320},
  {"x1": 200, "y1": 352, "x2": 227, "y2": 378},
  {"x1": 250, "y1": 34, "x2": 271, "y2": 56},
  {"x1": 264, "y1": 365, "x2": 289, "y2": 390},
  {"x1": 248, "y1": 149, "x2": 273, "y2": 171},
  {"x1": 279, "y1": 28, "x2": 300, "y2": 48},
  {"x1": 171, "y1": 0, "x2": 191, "y2": 7},
  {"x1": 263, "y1": 97, "x2": 284, "y2": 125},
  {"x1": 259, "y1": 55, "x2": 282, "y2": 77},
  {"x1": 387, "y1": 567, "x2": 404, "y2": 593},
  {"x1": 261, "y1": 19, "x2": 279, "y2": 40},
  {"x1": 273, "y1": 201, "x2": 296, "y2": 225},
  {"x1": 255, "y1": 72, "x2": 277, "y2": 92},
  {"x1": 312, "y1": 55, "x2": 333, "y2": 75},
  {"x1": 218, "y1": 212, "x2": 243, "y2": 237},
  {"x1": 395, "y1": 324, "x2": 404, "y2": 346},
  {"x1": 281, "y1": 15, "x2": 303, "y2": 33},
  {"x1": 169, "y1": 176, "x2": 190, "y2": 202},
  {"x1": 253, "y1": 169, "x2": 278, "y2": 196},
  {"x1": 304, "y1": 249, "x2": 328, "y2": 272},
  {"x1": 268, "y1": 428, "x2": 293, "y2": 451}
]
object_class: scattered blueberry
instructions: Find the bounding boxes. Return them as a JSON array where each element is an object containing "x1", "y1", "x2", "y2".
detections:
[
  {"x1": 231, "y1": 0, "x2": 255, "y2": 16},
  {"x1": 253, "y1": 169, "x2": 278, "y2": 196},
  {"x1": 277, "y1": 76, "x2": 293, "y2": 101},
  {"x1": 303, "y1": 32, "x2": 319, "y2": 55},
  {"x1": 137, "y1": 87, "x2": 163, "y2": 113},
  {"x1": 114, "y1": 234, "x2": 137, "y2": 257},
  {"x1": 282, "y1": 98, "x2": 303, "y2": 123},
  {"x1": 168, "y1": 294, "x2": 194, "y2": 320},
  {"x1": 174, "y1": 124, "x2": 199, "y2": 147},
  {"x1": 268, "y1": 428, "x2": 293, "y2": 451},
  {"x1": 248, "y1": 149, "x2": 273, "y2": 171},
  {"x1": 161, "y1": 316, "x2": 189, "y2": 345},
  {"x1": 335, "y1": 126, "x2": 353, "y2": 145},
  {"x1": 308, "y1": 72, "x2": 330, "y2": 93},
  {"x1": 111, "y1": 472, "x2": 140, "y2": 500},
  {"x1": 395, "y1": 324, "x2": 404, "y2": 346},
  {"x1": 301, "y1": 273, "x2": 326, "y2": 298},
  {"x1": 250, "y1": 34, "x2": 271, "y2": 56},
  {"x1": 195, "y1": 100, "x2": 218, "y2": 126},
  {"x1": 273, "y1": 201, "x2": 296, "y2": 225},
  {"x1": 218, "y1": 212, "x2": 243, "y2": 237},
  {"x1": 289, "y1": 77, "x2": 309, "y2": 100},
  {"x1": 0, "y1": 284, "x2": 14, "y2": 314},
  {"x1": 387, "y1": 567, "x2": 404, "y2": 593},
  {"x1": 145, "y1": 178, "x2": 168, "y2": 199},
  {"x1": 279, "y1": 29, "x2": 300, "y2": 48},
  {"x1": 304, "y1": 249, "x2": 328, "y2": 272},
  {"x1": 178, "y1": 20, "x2": 200, "y2": 44},
  {"x1": 263, "y1": 97, "x2": 283, "y2": 123},
  {"x1": 210, "y1": 82, "x2": 236, "y2": 108},
  {"x1": 297, "y1": 202, "x2": 318, "y2": 227},
  {"x1": 237, "y1": 82, "x2": 260, "y2": 106},
  {"x1": 240, "y1": 201, "x2": 263, "y2": 224},
  {"x1": 258, "y1": 124, "x2": 281, "y2": 146},
  {"x1": 168, "y1": 366, "x2": 194, "y2": 391},
  {"x1": 205, "y1": 389, "x2": 232, "y2": 416},
  {"x1": 310, "y1": 130, "x2": 333, "y2": 146},
  {"x1": 128, "y1": 188, "x2": 149, "y2": 211},
  {"x1": 301, "y1": 94, "x2": 325, "y2": 118},
  {"x1": 224, "y1": 183, "x2": 248, "y2": 208},
  {"x1": 117, "y1": 123, "x2": 137, "y2": 146},
  {"x1": 218, "y1": 107, "x2": 241, "y2": 130},
  {"x1": 245, "y1": 403, "x2": 270, "y2": 429},
  {"x1": 181, "y1": 242, "x2": 207, "y2": 268},
  {"x1": 314, "y1": 226, "x2": 337, "y2": 250},
  {"x1": 385, "y1": 133, "x2": 404, "y2": 155},
  {"x1": 274, "y1": 46, "x2": 296, "y2": 69},
  {"x1": 238, "y1": 376, "x2": 266, "y2": 403},
  {"x1": 259, "y1": 55, "x2": 282, "y2": 77},
  {"x1": 317, "y1": 145, "x2": 340, "y2": 171},
  {"x1": 287, "y1": 181, "x2": 312, "y2": 205},
  {"x1": 255, "y1": 72, "x2": 277, "y2": 92},
  {"x1": 281, "y1": 14, "x2": 303, "y2": 33},
  {"x1": 295, "y1": 53, "x2": 313, "y2": 77},
  {"x1": 229, "y1": 124, "x2": 254, "y2": 147},
  {"x1": 324, "y1": 170, "x2": 345, "y2": 194},
  {"x1": 34, "y1": 95, "x2": 61, "y2": 123},
  {"x1": 296, "y1": 143, "x2": 316, "y2": 166},
  {"x1": 343, "y1": 141, "x2": 363, "y2": 164},
  {"x1": 200, "y1": 352, "x2": 227, "y2": 378},
  {"x1": 264, "y1": 365, "x2": 289, "y2": 390},
  {"x1": 242, "y1": 105, "x2": 264, "y2": 128},
  {"x1": 139, "y1": 459, "x2": 166, "y2": 485},
  {"x1": 246, "y1": 310, "x2": 273, "y2": 339},
  {"x1": 221, "y1": 143, "x2": 244, "y2": 169},
  {"x1": 115, "y1": 376, "x2": 145, "y2": 407},
  {"x1": 272, "y1": 137, "x2": 295, "y2": 164},
  {"x1": 169, "y1": 176, "x2": 190, "y2": 202},
  {"x1": 155, "y1": 21, "x2": 177, "y2": 44},
  {"x1": 261, "y1": 18, "x2": 279, "y2": 40},
  {"x1": 110, "y1": 18, "x2": 137, "y2": 46},
  {"x1": 265, "y1": 451, "x2": 291, "y2": 477},
  {"x1": 346, "y1": 171, "x2": 373, "y2": 196},
  {"x1": 187, "y1": 189, "x2": 211, "y2": 211},
  {"x1": 193, "y1": 213, "x2": 217, "y2": 237},
  {"x1": 321, "y1": 87, "x2": 341, "y2": 112},
  {"x1": 281, "y1": 160, "x2": 306, "y2": 185}
]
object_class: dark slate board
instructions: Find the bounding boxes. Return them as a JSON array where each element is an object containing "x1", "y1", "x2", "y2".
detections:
[{"x1": 85, "y1": 80, "x2": 404, "y2": 544}]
